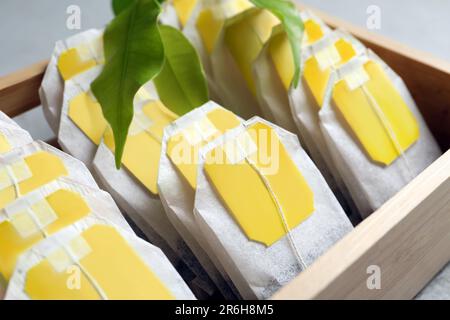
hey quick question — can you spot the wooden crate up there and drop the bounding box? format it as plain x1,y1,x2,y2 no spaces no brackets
0,6,449,300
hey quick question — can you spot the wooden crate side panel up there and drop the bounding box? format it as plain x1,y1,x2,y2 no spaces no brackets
273,150,450,300
0,60,47,117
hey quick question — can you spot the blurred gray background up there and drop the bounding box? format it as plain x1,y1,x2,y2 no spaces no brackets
1,0,449,140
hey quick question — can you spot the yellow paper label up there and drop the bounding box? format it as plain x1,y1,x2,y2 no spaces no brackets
167,108,241,190
24,225,174,300
304,19,324,45
0,189,90,281
68,92,108,145
304,39,358,107
204,122,314,246
104,101,177,194
225,9,279,95
332,60,420,165
269,19,327,90
0,152,68,209
173,0,198,27
0,134,11,154
58,47,97,81
196,0,254,54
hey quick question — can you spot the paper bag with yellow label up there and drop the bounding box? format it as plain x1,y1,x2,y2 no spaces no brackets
0,121,32,155
0,140,97,212
40,29,104,133
319,51,441,218
194,117,353,299
58,66,157,169
193,0,279,118
252,11,331,133
92,94,221,298
0,177,132,292
159,101,243,299
182,0,224,102
5,217,196,300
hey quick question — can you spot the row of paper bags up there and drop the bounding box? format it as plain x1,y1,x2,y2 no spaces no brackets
0,113,196,299
35,0,445,299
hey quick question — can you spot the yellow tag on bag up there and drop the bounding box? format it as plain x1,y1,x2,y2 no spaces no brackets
224,9,279,95
204,122,314,246
269,18,328,90
58,47,98,81
0,189,91,281
304,39,357,107
173,0,198,27
24,224,174,300
332,60,420,165
0,152,68,209
196,0,254,54
68,92,109,145
166,108,241,190
103,101,178,194
0,134,11,154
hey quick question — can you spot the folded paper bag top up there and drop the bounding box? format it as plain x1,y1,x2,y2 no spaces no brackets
0,141,97,210
166,101,242,189
268,10,332,92
194,117,353,299
91,95,222,297
196,0,278,118
0,177,132,284
5,217,196,300
0,122,33,155
159,101,243,299
319,51,441,217
39,29,103,133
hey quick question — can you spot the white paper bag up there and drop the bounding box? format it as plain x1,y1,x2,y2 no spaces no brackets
5,217,196,300
0,140,98,196
319,51,442,218
194,117,353,299
58,66,103,168
92,98,221,297
0,177,132,291
0,121,33,153
159,101,243,299
39,29,103,134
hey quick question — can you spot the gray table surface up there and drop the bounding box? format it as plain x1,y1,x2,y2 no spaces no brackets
1,0,449,139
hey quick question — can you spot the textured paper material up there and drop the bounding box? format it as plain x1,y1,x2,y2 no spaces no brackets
254,29,363,221
5,217,196,300
0,122,33,154
319,51,442,218
0,177,132,285
159,101,243,299
0,141,97,198
39,29,103,134
58,66,104,168
194,117,353,299
206,4,277,119
183,0,227,103
92,98,221,297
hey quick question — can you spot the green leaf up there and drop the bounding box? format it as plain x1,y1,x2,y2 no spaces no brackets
92,0,164,168
112,0,166,15
154,25,209,116
112,0,135,15
250,0,304,88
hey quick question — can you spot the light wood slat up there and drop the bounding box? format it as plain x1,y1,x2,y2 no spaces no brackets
273,150,450,300
0,60,47,117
